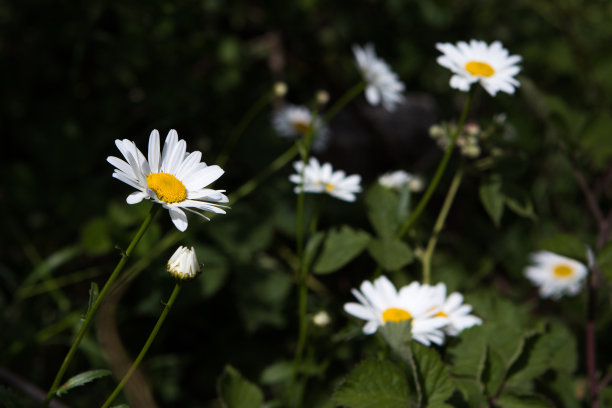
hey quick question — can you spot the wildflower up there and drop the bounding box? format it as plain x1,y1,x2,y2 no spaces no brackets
289,157,362,202
272,104,329,152
436,39,521,96
429,122,482,158
343,276,449,346
167,246,201,280
313,311,331,327
353,43,405,111
525,251,587,299
378,170,424,192
426,283,482,336
107,129,229,231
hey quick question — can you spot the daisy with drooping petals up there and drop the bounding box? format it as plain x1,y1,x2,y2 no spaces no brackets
426,283,482,336
272,104,329,152
343,276,450,346
436,40,522,96
289,157,362,202
167,246,201,280
525,251,587,299
353,43,405,111
107,129,229,232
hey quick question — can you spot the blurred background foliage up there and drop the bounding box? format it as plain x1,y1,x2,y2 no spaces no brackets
2,0,612,406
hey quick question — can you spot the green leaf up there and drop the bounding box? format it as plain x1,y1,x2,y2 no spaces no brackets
503,189,536,220
379,320,413,363
313,226,371,274
479,176,504,226
333,360,413,408
194,245,229,298
259,360,292,385
580,113,612,170
55,369,111,396
598,243,612,282
366,183,402,239
218,365,264,408
367,238,414,271
483,346,506,397
80,217,113,255
411,343,455,406
538,233,586,262
496,392,553,407
304,231,325,270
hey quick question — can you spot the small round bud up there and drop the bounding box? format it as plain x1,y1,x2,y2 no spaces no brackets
315,90,330,106
273,82,288,97
167,246,201,281
313,311,331,327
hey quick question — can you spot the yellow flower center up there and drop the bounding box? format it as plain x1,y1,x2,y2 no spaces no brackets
382,307,412,323
292,120,311,134
325,183,335,192
465,61,495,77
146,172,187,204
553,264,574,278
435,310,448,318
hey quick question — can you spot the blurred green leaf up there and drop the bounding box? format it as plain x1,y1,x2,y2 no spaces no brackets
483,347,506,397
260,360,292,385
379,320,413,363
367,238,414,271
479,176,504,227
80,217,113,254
333,360,412,408
313,226,371,274
194,245,229,298
539,233,586,262
218,365,264,408
304,231,325,270
412,343,455,406
496,392,553,407
580,114,612,170
56,369,111,396
366,183,402,239
598,243,612,282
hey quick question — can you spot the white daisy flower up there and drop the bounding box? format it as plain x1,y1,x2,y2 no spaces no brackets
353,43,405,111
107,129,229,232
343,276,450,346
167,246,201,280
426,283,482,336
272,104,329,152
378,170,424,192
525,251,588,299
436,39,522,96
289,157,362,202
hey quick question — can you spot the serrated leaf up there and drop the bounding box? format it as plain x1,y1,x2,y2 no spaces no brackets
483,346,506,397
366,183,402,239
453,378,487,407
333,360,412,408
313,226,371,274
411,342,455,406
218,365,264,408
538,234,586,262
367,238,414,271
479,176,504,226
55,369,111,396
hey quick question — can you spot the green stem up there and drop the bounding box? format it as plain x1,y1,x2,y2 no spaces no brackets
421,165,464,284
100,283,182,408
43,205,160,406
397,89,474,239
322,81,366,125
216,90,274,168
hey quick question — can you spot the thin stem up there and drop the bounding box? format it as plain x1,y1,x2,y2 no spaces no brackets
397,90,474,239
216,90,274,168
43,205,160,406
100,283,182,408
322,81,366,125
421,165,464,284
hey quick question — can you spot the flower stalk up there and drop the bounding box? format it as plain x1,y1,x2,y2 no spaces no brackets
43,204,160,406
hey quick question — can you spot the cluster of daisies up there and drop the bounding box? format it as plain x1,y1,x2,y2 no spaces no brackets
344,276,482,346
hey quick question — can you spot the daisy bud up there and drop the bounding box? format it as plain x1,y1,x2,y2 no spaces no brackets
315,90,330,106
167,246,201,281
274,81,288,97
313,311,331,327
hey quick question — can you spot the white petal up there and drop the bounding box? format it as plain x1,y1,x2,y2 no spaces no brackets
168,207,188,231
148,130,161,173
126,191,147,204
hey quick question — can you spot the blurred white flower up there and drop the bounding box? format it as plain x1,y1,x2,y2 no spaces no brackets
378,170,424,192
313,311,331,327
436,39,521,96
425,283,482,336
525,251,587,299
167,246,201,280
353,43,405,111
289,157,362,202
272,104,329,152
107,129,229,231
343,276,449,346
